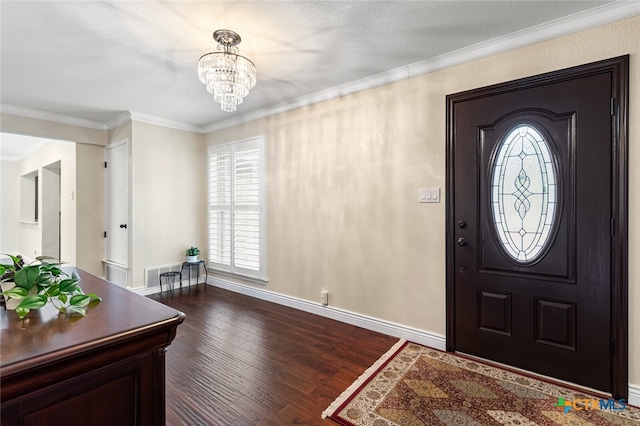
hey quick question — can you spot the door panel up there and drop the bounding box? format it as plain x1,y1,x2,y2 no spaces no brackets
106,141,129,267
479,111,575,281
446,59,628,395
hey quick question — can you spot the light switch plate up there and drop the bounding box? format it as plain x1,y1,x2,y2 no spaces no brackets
419,187,440,203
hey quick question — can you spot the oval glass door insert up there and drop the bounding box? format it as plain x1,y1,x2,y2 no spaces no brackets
491,124,558,263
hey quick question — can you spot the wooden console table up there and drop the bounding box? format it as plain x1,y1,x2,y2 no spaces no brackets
0,268,185,426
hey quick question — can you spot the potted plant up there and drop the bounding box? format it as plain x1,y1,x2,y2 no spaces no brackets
185,247,200,263
0,254,101,319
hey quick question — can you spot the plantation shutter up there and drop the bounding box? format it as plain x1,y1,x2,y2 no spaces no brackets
208,136,266,280
208,149,232,267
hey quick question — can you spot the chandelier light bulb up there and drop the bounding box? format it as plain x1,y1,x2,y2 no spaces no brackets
198,29,256,112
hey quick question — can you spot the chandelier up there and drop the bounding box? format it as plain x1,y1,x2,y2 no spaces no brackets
198,29,256,112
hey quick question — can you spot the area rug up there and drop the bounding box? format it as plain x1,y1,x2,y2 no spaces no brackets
322,340,640,425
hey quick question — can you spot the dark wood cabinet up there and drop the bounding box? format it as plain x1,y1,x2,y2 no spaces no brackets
0,269,184,425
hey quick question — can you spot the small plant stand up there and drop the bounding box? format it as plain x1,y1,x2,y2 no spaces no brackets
159,271,182,293
180,260,207,292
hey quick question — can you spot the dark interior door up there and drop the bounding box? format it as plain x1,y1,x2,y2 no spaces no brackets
446,58,628,395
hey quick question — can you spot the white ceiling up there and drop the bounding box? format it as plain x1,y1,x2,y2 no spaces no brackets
0,133,52,161
0,1,634,133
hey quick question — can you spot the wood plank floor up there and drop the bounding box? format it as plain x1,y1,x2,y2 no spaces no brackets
148,285,398,425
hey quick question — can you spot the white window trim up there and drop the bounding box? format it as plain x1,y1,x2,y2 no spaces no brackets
207,135,267,281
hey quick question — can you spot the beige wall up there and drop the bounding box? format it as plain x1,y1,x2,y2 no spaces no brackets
17,141,76,263
129,120,205,288
108,120,132,147
75,143,106,276
0,14,636,389
0,140,105,276
0,160,20,253
206,16,639,385
8,117,210,290
1,111,108,274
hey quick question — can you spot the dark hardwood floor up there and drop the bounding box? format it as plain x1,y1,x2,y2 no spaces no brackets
148,285,398,425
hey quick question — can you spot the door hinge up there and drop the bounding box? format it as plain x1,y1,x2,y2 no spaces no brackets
610,97,615,116
104,231,107,238
104,161,108,168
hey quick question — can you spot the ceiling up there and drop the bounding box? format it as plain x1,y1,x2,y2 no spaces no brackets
0,133,53,161
0,1,632,133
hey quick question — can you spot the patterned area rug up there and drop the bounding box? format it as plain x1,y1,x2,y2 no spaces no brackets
323,340,640,425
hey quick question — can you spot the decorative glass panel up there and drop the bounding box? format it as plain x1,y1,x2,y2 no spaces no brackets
491,125,557,263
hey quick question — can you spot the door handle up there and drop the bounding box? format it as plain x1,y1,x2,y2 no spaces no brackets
120,224,127,229
457,237,468,247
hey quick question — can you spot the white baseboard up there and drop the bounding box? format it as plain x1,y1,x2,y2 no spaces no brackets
144,276,638,404
207,276,446,351
131,286,153,295
130,281,201,296
629,384,640,408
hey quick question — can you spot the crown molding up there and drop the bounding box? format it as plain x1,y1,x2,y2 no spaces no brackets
406,0,640,77
0,103,109,130
108,111,207,133
128,111,205,134
0,105,207,134
3,1,638,135
105,111,132,130
204,0,640,133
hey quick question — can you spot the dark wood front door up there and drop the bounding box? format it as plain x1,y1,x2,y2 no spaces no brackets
446,56,629,397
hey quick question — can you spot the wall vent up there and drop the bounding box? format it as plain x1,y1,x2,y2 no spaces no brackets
105,263,128,287
144,263,183,289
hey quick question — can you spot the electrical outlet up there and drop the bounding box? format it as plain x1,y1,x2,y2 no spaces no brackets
321,290,328,306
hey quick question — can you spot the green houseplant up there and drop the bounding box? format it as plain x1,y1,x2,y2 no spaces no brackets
185,247,200,263
0,254,101,319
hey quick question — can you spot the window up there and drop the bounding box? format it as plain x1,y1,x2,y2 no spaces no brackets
490,124,558,263
208,136,267,280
